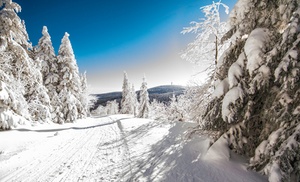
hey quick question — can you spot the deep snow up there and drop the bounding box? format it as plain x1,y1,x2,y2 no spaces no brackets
0,115,267,182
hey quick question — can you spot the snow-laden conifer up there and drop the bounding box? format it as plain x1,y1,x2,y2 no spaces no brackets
131,85,138,116
149,99,167,121
121,72,134,114
36,26,61,123
79,72,89,117
0,0,54,127
200,0,300,181
26,58,52,123
57,32,84,122
106,100,119,115
138,75,149,118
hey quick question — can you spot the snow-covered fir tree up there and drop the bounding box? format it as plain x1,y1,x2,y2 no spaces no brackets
131,85,139,116
57,32,85,122
26,58,52,123
80,72,89,117
0,0,31,121
35,26,61,123
167,94,189,122
0,0,88,128
105,100,119,115
121,72,134,114
149,99,168,121
199,0,300,181
138,75,149,118
36,26,57,83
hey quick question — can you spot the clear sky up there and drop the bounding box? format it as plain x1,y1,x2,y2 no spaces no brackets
16,0,237,93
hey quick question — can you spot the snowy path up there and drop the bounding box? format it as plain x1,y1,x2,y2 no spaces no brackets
0,115,267,182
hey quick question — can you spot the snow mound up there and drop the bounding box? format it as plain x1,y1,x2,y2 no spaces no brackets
204,135,230,160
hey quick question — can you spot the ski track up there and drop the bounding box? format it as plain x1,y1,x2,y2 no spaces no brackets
0,117,267,182
0,118,132,182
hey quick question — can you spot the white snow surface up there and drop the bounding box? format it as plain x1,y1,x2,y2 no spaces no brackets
0,115,266,182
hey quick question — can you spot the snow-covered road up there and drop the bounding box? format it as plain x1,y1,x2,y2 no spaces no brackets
0,115,267,182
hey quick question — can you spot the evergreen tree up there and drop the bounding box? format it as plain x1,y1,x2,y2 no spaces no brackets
138,75,149,118
200,0,300,181
36,26,61,123
131,85,138,116
0,0,30,120
149,99,167,121
26,58,51,123
167,94,188,122
36,26,57,81
79,72,89,117
57,32,83,122
121,72,134,114
106,100,119,115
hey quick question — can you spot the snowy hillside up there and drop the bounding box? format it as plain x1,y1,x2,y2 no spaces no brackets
0,115,266,181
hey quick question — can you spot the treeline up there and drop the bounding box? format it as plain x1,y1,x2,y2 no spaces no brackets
0,0,87,130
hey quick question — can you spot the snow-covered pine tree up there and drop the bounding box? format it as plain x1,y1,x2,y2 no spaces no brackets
58,87,78,123
0,0,52,127
167,94,188,122
106,100,119,115
57,32,83,122
26,58,52,123
80,72,89,117
138,75,149,118
149,99,167,121
36,26,57,83
131,85,138,117
201,0,300,181
35,26,61,123
121,72,134,114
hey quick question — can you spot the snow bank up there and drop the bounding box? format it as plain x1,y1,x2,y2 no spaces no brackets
204,136,230,160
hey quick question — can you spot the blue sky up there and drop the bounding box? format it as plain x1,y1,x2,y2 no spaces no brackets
16,0,237,93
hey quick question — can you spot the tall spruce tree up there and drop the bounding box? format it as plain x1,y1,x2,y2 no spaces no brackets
0,0,53,128
201,0,300,181
121,72,134,114
57,32,83,122
36,26,61,123
138,75,149,118
131,85,138,117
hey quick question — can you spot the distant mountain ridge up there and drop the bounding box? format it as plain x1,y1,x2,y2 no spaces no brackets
91,85,185,110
